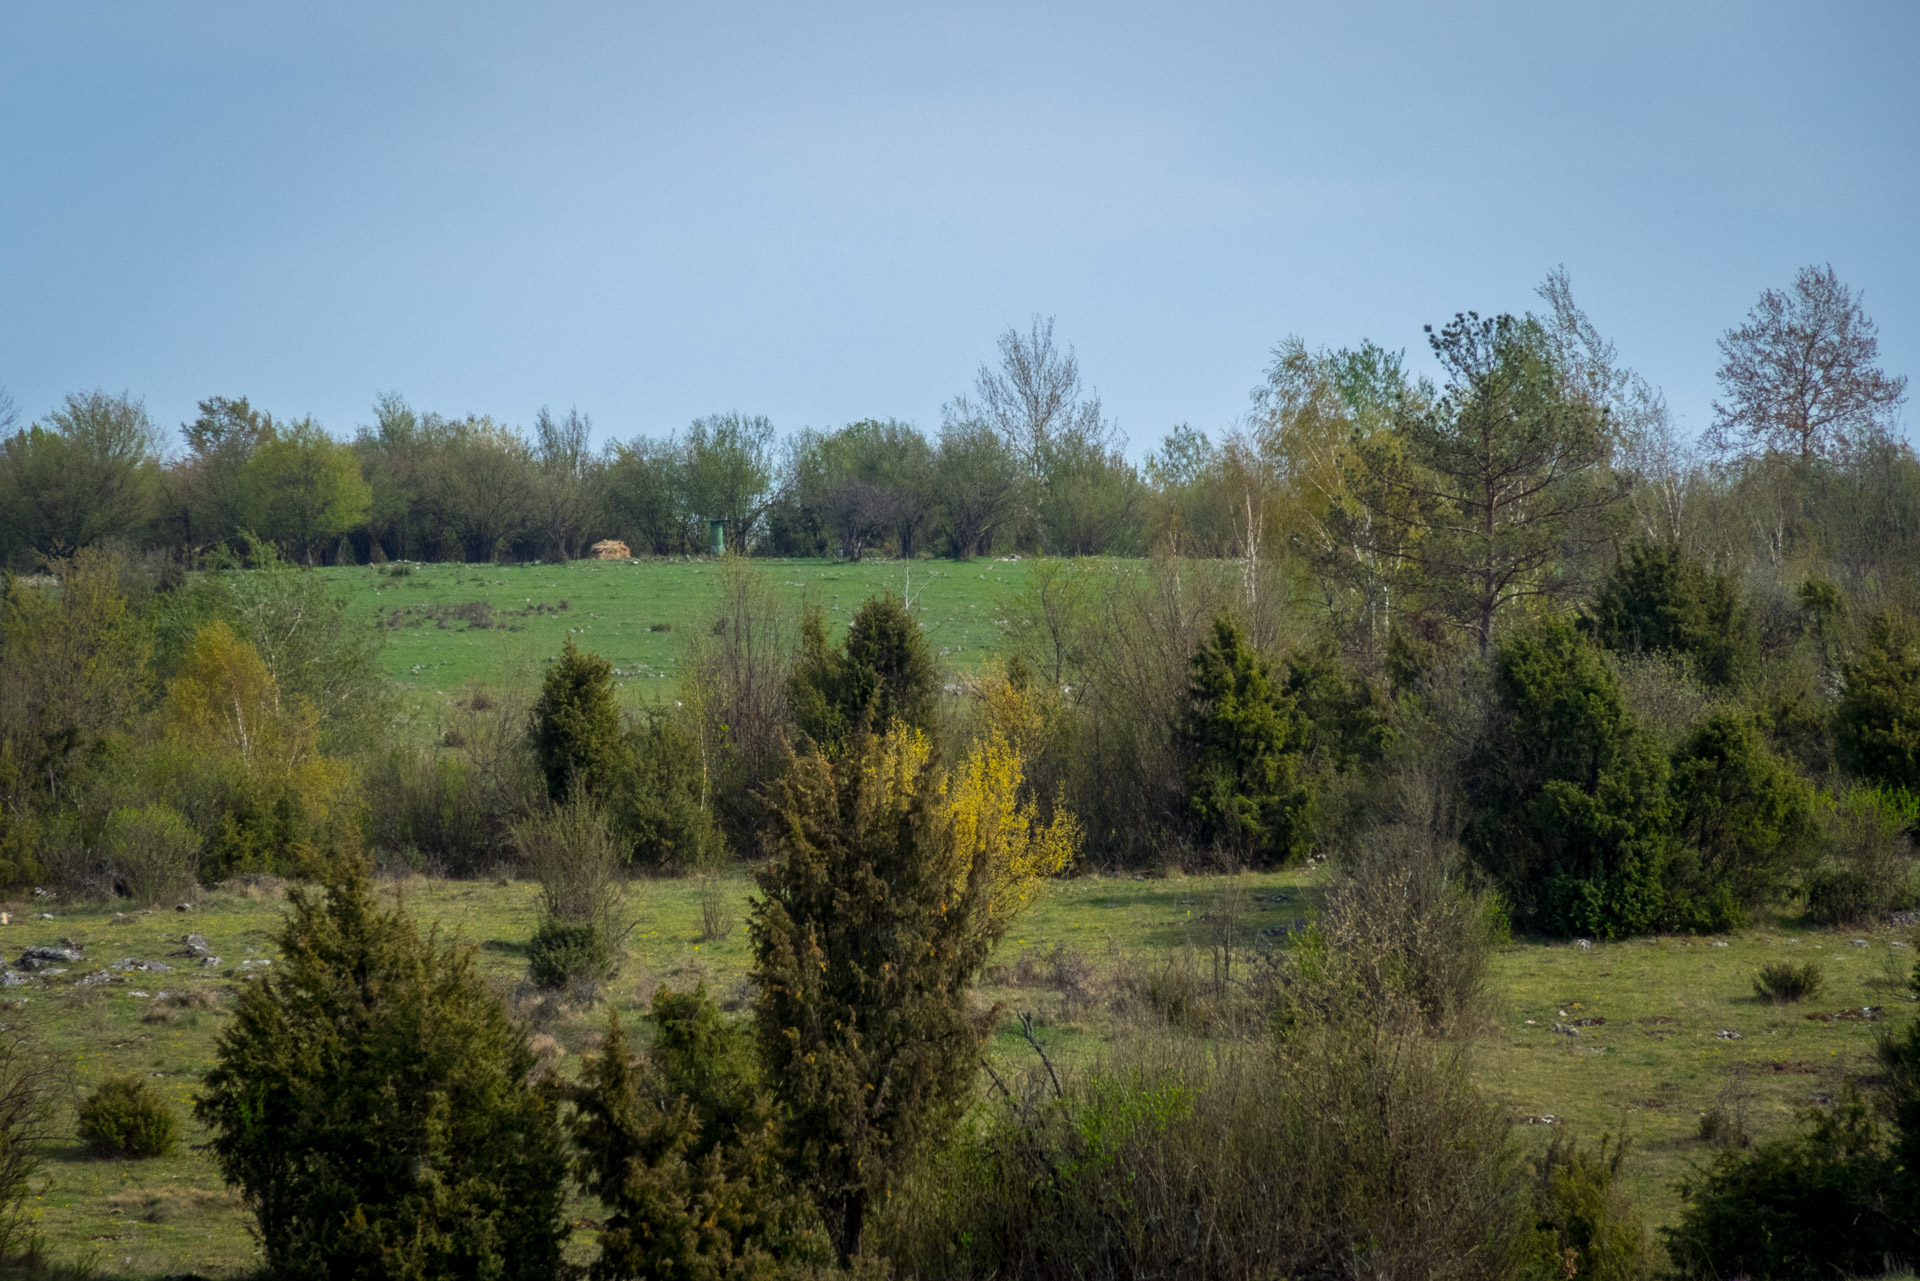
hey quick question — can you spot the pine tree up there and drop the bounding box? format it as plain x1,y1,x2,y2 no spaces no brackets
1589,542,1756,687
196,859,569,1280
751,727,999,1263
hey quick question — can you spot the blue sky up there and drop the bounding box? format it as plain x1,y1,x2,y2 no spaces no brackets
1,2,1913,457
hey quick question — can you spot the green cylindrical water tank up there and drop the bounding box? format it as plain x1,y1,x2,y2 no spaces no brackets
709,518,726,557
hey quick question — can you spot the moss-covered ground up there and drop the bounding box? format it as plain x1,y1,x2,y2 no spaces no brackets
4,869,1912,1278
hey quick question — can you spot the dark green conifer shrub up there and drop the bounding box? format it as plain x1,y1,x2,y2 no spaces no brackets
531,638,631,802
196,859,569,1280
1665,710,1814,930
1836,611,1920,791
526,918,614,990
619,707,724,870
752,727,999,1264
1588,542,1756,687
1466,619,1673,938
560,987,828,1279
788,594,937,753
1181,616,1313,865
76,1075,178,1159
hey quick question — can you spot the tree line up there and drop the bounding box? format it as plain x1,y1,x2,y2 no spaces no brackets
5,264,1900,576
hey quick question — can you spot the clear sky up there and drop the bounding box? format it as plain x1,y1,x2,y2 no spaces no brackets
1,2,1914,458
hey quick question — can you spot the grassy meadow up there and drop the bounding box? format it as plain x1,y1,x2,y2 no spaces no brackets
5,864,1912,1277
317,557,1039,713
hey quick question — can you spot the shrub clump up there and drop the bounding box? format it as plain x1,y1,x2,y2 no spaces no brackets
1752,960,1825,1004
195,859,569,1280
76,1076,178,1158
526,918,613,990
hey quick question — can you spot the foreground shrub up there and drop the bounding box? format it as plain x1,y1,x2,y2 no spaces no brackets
559,987,829,1279
0,1034,60,1262
1664,1092,1908,1280
196,859,569,1280
1752,960,1825,1004
881,1028,1545,1280
75,1076,178,1158
753,726,1002,1264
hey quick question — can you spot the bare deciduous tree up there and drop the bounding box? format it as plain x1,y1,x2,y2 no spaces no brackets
950,315,1115,477
1708,264,1907,465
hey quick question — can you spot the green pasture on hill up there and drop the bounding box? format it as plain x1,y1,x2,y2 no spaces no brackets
4,869,1913,1278
314,556,1044,709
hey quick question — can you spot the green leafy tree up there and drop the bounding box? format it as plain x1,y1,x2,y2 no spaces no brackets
531,639,632,802
685,413,777,553
0,390,162,562
196,860,569,1280
1180,616,1313,864
241,419,372,564
1467,619,1673,937
1351,314,1625,651
1588,542,1756,687
179,395,274,552
560,988,827,1280
620,708,724,870
751,727,1000,1263
1835,611,1920,790
788,594,937,754
1666,710,1814,930
0,550,152,810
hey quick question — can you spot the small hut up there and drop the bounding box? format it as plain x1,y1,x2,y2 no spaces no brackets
591,539,632,560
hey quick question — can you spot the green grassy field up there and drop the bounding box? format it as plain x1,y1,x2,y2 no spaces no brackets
315,557,1040,711
6,869,1911,1278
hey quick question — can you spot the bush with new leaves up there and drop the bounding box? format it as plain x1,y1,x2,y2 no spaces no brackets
76,1076,178,1159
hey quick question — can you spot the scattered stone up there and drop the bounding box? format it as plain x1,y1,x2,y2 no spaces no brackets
1524,1019,1536,1025
1805,1006,1883,1024
77,970,119,987
35,914,52,921
109,959,173,973
0,972,30,988
174,903,193,913
1710,940,1730,948
235,958,271,972
1552,1023,1580,1036
1575,939,1594,950
199,957,223,968
1850,939,1870,948
1570,1016,1606,1027
16,946,82,970
1713,1029,1743,1040
1891,910,1920,927
1784,937,1799,944
1523,1114,1558,1125
1894,940,1911,949
170,934,214,960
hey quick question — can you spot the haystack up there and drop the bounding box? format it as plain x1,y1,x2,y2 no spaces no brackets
591,539,632,560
